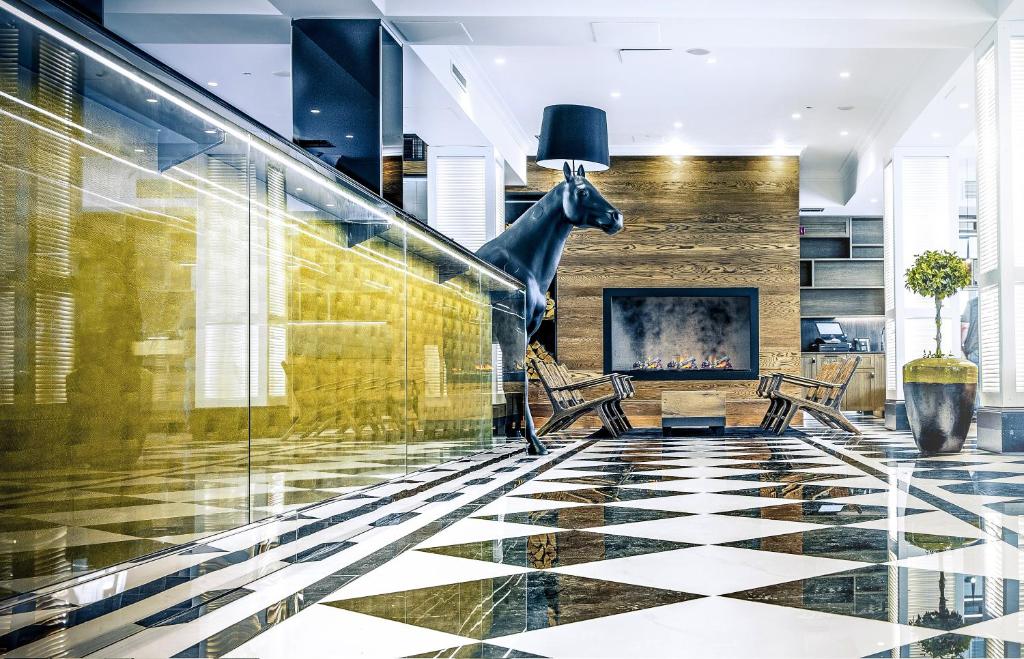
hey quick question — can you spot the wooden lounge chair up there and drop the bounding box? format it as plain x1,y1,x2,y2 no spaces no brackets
553,361,635,432
758,355,861,435
531,358,633,437
757,359,840,430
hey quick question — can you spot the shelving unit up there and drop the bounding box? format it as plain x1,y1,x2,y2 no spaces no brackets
800,216,885,317
799,216,886,417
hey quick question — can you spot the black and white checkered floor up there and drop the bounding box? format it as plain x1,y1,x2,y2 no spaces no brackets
8,418,1024,657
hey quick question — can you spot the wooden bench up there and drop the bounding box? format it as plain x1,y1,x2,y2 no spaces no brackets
531,358,633,437
758,355,861,435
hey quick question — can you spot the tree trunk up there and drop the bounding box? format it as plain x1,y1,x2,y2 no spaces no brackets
934,296,943,358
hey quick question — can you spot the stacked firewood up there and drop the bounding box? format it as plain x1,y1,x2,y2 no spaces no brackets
526,341,555,378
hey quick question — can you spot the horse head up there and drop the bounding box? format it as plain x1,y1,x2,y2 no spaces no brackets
560,162,623,234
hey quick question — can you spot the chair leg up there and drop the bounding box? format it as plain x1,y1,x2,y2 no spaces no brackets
761,398,782,430
768,399,791,434
596,404,622,438
828,410,861,434
604,403,627,435
610,400,630,432
760,399,775,428
775,402,800,435
614,401,633,429
537,415,563,436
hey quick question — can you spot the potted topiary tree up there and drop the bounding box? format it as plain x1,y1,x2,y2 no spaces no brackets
903,250,976,455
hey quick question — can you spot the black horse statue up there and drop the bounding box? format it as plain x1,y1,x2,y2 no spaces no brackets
477,162,623,454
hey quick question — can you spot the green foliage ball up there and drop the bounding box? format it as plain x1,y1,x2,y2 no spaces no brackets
905,250,972,302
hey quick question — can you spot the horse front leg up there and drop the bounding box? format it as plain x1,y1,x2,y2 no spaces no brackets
523,288,549,456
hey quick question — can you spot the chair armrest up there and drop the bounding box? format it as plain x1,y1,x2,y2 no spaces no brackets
569,374,616,387
776,374,839,389
549,379,616,392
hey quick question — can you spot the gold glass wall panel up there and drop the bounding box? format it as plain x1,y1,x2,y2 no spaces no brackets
0,0,525,595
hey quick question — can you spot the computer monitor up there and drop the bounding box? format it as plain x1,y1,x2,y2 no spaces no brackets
815,321,844,339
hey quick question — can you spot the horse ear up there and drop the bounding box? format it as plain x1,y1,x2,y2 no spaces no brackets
562,161,572,182
576,164,586,179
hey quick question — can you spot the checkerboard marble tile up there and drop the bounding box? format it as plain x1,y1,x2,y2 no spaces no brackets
9,420,1024,657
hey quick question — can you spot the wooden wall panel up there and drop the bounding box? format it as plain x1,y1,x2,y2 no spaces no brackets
518,156,801,428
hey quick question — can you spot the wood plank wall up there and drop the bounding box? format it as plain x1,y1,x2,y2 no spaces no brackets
516,155,801,428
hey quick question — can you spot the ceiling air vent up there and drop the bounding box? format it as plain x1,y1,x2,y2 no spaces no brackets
800,207,825,213
450,61,467,93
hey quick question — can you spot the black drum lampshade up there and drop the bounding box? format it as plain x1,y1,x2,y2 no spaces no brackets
535,104,610,172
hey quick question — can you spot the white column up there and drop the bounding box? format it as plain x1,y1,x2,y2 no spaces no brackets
974,21,1024,451
883,148,960,429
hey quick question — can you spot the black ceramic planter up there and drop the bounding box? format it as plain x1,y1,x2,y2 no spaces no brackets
903,358,977,456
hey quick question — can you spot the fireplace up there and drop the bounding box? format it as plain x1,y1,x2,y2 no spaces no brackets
603,288,759,380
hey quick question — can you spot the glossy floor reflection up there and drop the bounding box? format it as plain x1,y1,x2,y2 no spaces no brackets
11,420,1024,657
0,434,484,596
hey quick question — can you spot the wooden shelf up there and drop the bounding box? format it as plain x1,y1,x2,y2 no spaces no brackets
799,215,884,317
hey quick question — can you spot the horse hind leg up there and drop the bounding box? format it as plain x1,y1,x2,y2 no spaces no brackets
493,291,548,456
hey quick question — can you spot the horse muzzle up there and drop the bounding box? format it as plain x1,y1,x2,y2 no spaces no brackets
601,211,624,235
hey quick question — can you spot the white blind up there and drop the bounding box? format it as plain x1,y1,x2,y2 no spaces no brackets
981,284,1001,393
901,158,950,291
491,342,504,404
885,318,897,392
266,165,287,398
435,156,487,250
0,290,11,405
1013,38,1024,267
34,292,74,404
1017,285,1024,392
494,158,505,240
424,344,445,397
977,45,1000,274
203,324,247,402
883,162,895,311
196,155,249,406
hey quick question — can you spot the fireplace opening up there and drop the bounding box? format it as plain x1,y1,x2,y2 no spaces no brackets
603,287,760,380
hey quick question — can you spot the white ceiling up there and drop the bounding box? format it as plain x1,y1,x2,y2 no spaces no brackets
469,46,943,170
105,0,1015,210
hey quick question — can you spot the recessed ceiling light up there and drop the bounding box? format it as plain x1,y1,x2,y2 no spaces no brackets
134,148,145,153
345,133,354,139
204,129,217,134
840,130,849,136
958,102,969,110
494,56,506,65
791,112,802,120
931,131,942,138
207,81,218,87
242,72,252,76
837,105,855,111
686,48,710,56
310,108,321,114
870,197,878,203
296,187,303,192
673,121,683,129
326,203,335,207
610,91,621,98
705,56,717,64
145,97,158,103
839,71,851,78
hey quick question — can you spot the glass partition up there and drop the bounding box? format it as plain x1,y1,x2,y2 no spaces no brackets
0,0,525,595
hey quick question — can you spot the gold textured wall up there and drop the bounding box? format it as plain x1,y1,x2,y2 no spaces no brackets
0,11,523,594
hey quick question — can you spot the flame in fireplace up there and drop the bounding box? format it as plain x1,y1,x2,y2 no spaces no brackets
632,355,733,370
